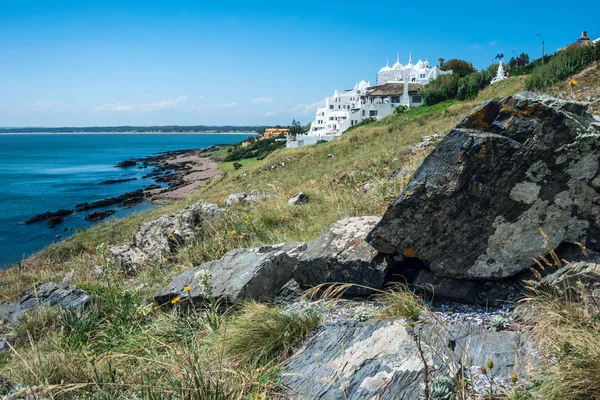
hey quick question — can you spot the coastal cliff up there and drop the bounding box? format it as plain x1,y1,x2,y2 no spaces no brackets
1,68,600,400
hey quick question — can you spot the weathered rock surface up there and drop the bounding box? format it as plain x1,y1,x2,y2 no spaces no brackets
294,217,389,295
367,92,600,280
288,192,308,206
24,209,74,226
109,244,148,272
154,242,305,305
539,261,600,291
223,192,274,206
99,177,137,185
280,319,538,399
11,283,90,323
133,202,221,261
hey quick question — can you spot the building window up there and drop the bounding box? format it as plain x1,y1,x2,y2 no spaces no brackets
412,95,422,103
420,73,425,79
412,77,416,82
362,110,365,116
330,105,334,110
391,96,400,103
369,110,378,116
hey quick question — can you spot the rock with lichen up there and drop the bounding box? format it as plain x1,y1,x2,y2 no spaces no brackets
367,92,600,280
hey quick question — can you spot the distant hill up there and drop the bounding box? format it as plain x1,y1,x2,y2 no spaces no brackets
0,125,267,133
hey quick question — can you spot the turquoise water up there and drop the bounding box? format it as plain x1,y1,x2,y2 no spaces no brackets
0,133,253,267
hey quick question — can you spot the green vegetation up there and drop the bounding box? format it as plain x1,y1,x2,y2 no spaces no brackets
420,64,498,105
6,56,600,398
439,58,476,77
223,138,286,162
525,42,600,90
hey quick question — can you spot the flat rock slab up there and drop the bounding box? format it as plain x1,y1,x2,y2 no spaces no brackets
280,319,539,399
12,283,90,323
154,242,305,305
367,92,600,280
224,192,274,206
294,216,389,295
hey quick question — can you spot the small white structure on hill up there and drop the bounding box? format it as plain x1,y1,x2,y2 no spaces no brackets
491,53,507,85
287,53,451,148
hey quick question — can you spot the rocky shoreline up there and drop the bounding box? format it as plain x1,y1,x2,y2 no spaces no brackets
23,146,223,228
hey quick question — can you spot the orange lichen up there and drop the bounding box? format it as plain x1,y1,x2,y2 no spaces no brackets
403,248,416,258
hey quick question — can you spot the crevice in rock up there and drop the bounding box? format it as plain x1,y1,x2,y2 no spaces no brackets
384,256,428,285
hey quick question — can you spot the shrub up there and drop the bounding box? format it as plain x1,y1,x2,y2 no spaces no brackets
213,302,320,366
233,162,243,170
345,117,377,133
525,42,600,90
420,64,497,106
374,283,423,321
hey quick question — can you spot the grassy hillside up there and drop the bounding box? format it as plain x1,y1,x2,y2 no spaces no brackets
6,69,600,399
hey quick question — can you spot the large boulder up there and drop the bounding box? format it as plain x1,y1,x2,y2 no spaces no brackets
109,244,148,272
280,320,539,399
133,202,220,261
154,242,305,305
367,93,600,280
12,283,90,323
294,216,389,295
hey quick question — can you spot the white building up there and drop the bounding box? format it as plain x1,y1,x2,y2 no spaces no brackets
288,54,451,148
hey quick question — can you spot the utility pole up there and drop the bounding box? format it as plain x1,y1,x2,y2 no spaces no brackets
536,33,545,64
512,50,518,68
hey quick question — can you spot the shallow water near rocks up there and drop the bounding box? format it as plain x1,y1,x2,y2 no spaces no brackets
0,133,253,267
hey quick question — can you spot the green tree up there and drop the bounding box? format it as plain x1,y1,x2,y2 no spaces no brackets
289,119,303,136
440,59,476,77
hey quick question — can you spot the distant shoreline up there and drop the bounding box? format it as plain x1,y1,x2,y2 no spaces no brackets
0,131,258,135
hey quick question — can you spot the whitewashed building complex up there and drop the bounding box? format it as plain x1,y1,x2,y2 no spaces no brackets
287,54,451,148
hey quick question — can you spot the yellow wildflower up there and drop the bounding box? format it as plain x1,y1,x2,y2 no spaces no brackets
163,257,168,263
243,221,248,225
511,373,518,383
247,213,253,219
282,215,290,221
231,230,237,235
119,269,124,274
171,297,181,305
184,286,192,292
568,79,577,87
88,356,96,363
487,359,494,369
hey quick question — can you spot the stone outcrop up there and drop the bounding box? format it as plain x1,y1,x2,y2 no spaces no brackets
154,242,305,305
367,92,600,281
85,210,116,222
11,283,90,323
280,319,539,399
288,192,308,206
133,203,220,261
223,192,273,206
294,217,389,295
108,202,220,271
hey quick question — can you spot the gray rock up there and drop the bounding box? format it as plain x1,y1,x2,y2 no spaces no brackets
288,192,308,206
389,166,410,181
414,269,482,303
154,242,305,306
294,217,389,295
367,92,600,280
0,303,14,322
109,244,147,272
540,261,600,287
223,192,273,206
280,319,539,399
12,283,90,323
133,202,220,261
277,279,303,303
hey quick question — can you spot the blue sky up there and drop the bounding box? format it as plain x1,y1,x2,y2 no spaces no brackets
1,0,598,127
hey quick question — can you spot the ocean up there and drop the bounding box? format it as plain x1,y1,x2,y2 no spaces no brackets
0,133,254,267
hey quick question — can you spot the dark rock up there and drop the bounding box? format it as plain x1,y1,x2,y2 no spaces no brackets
367,92,600,281
75,190,145,211
85,210,116,222
99,177,137,185
280,319,540,399
12,283,90,323
24,209,73,225
414,269,482,303
288,192,308,206
154,242,305,306
294,216,389,295
144,184,162,191
276,279,302,303
116,159,137,168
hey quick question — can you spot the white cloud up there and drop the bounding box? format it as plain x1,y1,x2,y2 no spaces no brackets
489,40,497,46
251,97,274,104
29,101,64,111
472,44,483,49
262,111,278,117
95,96,188,112
292,100,324,114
